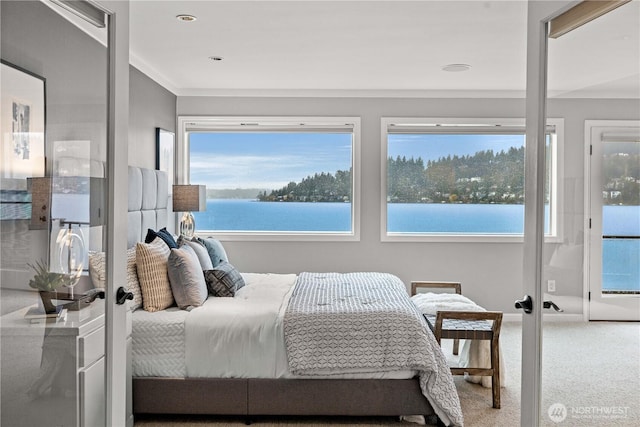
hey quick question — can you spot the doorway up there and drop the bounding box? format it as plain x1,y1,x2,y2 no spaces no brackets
586,121,640,321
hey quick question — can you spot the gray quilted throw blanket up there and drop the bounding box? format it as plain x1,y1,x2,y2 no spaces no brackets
284,272,464,426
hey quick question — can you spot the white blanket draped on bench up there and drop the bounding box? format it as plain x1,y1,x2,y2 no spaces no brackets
411,292,506,389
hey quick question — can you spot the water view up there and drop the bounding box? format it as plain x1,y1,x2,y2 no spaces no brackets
194,201,639,292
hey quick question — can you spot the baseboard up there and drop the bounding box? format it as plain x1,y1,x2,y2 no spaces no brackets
503,313,585,322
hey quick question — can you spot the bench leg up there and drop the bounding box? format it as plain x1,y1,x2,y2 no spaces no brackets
491,342,501,409
453,339,460,355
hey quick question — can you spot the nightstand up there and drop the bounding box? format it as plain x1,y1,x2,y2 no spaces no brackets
1,299,105,427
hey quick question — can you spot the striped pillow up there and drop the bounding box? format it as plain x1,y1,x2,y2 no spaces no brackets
136,238,174,312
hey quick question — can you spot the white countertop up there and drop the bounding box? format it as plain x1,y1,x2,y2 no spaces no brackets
1,299,105,337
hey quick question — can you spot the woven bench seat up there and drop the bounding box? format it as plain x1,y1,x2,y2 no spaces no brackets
423,314,494,340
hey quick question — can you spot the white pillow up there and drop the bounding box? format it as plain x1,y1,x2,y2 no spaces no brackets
89,249,143,311
88,251,106,289
126,247,143,310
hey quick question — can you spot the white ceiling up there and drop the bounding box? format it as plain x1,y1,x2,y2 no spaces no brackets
56,0,640,98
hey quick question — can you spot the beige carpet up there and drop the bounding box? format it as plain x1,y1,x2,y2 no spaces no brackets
134,321,640,427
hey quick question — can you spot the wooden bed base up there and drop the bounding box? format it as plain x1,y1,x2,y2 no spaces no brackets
133,377,435,419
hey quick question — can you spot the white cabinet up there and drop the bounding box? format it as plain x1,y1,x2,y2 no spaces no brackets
1,300,105,427
80,357,105,427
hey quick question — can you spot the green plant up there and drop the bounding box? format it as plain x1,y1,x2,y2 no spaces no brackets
27,260,73,292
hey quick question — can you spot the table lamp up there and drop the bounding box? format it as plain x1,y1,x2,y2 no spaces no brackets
172,184,206,238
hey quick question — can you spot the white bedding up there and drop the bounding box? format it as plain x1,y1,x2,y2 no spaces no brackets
132,273,415,379
185,272,295,378
132,307,189,377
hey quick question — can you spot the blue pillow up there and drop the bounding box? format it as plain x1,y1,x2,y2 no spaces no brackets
145,227,178,249
196,237,228,267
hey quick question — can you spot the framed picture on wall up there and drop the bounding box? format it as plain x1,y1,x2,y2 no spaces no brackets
156,127,174,195
0,60,46,220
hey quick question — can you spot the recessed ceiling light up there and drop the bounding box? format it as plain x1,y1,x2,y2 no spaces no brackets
209,56,223,62
176,14,197,22
442,64,471,72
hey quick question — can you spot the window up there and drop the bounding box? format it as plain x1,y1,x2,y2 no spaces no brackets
178,116,360,241
381,118,563,242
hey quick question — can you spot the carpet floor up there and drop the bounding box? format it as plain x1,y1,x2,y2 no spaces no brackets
134,321,639,427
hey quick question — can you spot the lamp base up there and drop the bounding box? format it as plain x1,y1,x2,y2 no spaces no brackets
179,212,195,239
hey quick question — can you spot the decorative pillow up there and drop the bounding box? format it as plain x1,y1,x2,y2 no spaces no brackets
136,238,174,312
89,248,142,310
204,261,245,297
126,246,143,310
145,227,178,249
88,251,106,289
167,245,208,310
177,236,214,270
196,237,228,267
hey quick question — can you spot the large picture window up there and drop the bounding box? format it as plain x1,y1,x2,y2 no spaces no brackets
179,117,360,241
381,118,563,241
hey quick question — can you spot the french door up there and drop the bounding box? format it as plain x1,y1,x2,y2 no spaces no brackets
525,2,639,426
587,121,640,321
1,1,130,426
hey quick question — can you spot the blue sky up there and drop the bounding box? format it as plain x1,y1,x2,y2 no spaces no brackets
189,132,524,190
190,132,352,190
388,134,524,162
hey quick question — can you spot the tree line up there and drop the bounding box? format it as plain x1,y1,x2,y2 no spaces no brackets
257,170,352,202
256,147,639,205
388,147,526,204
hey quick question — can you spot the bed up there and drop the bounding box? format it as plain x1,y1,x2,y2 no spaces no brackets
124,166,463,427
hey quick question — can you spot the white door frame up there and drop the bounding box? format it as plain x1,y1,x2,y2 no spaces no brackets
585,120,640,321
522,1,577,426
99,1,131,425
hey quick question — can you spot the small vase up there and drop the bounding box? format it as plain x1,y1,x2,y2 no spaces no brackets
39,291,58,314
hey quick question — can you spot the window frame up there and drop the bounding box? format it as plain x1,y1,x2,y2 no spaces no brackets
177,116,361,242
380,117,564,243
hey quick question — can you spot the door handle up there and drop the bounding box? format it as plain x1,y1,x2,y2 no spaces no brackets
543,300,564,312
515,295,533,313
116,287,134,305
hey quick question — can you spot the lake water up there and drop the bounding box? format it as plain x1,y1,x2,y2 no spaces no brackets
194,200,639,291
195,200,534,233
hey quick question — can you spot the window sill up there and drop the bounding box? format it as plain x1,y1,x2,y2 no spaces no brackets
382,233,563,243
195,231,360,242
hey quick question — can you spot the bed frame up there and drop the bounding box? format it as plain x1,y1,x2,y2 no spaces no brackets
127,166,438,422
132,378,434,418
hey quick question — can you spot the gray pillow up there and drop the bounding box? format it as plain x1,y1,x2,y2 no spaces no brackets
196,237,228,267
204,261,245,297
178,236,214,270
167,245,208,309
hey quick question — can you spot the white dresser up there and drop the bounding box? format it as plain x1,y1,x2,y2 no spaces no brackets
1,299,105,427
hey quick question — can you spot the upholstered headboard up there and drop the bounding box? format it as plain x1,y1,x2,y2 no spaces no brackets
127,166,169,248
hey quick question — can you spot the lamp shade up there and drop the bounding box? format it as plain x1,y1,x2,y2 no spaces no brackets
172,185,206,212
27,177,51,229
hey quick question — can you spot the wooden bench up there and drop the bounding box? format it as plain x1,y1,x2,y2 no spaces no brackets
411,281,503,409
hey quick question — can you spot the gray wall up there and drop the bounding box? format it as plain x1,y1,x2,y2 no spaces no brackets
177,95,640,314
129,66,176,168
